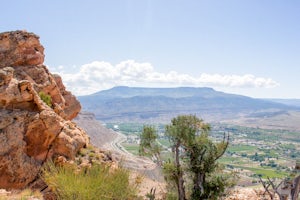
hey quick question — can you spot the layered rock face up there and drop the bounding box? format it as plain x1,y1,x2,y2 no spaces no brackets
0,30,89,189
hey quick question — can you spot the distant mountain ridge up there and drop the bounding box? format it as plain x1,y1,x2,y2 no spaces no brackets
78,86,299,126
265,99,300,107
90,86,229,98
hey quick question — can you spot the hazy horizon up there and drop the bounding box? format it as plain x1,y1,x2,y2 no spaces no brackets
1,1,300,98
79,85,300,101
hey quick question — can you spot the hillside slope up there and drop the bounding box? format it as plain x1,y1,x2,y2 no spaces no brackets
74,112,164,181
74,112,118,147
265,98,300,107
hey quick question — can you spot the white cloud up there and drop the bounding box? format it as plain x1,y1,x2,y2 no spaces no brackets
53,60,279,96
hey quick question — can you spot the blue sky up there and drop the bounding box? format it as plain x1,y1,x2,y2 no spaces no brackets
1,1,300,98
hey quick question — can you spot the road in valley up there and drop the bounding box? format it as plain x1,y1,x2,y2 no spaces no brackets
103,131,157,171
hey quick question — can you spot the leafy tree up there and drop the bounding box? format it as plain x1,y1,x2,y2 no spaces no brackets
165,115,230,200
165,115,208,200
139,115,232,200
139,125,162,166
188,133,229,199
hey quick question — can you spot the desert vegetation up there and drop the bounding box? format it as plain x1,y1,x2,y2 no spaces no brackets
114,122,299,181
103,115,300,199
0,189,43,200
139,115,236,200
42,161,139,200
38,91,52,107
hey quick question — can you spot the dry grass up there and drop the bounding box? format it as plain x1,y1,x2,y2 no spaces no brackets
42,161,139,200
0,188,43,200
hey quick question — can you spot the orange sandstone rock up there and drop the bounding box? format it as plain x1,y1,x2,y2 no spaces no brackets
0,30,89,189
0,30,44,67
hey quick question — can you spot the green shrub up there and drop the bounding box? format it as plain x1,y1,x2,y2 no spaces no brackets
38,91,52,107
42,162,138,200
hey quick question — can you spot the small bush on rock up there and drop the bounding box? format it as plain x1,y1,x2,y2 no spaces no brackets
38,91,52,107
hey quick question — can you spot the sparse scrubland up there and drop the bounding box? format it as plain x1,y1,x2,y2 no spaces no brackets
1,30,299,200
42,162,139,200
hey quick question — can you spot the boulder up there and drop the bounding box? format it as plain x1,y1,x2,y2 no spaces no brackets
0,30,44,67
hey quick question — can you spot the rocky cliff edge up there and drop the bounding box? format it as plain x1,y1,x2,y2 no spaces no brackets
0,30,89,189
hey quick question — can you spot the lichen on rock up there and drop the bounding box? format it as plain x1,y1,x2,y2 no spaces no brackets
0,30,89,189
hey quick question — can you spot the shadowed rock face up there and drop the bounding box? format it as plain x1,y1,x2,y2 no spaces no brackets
0,30,89,189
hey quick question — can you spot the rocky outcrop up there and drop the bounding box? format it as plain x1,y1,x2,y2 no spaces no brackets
225,187,261,200
0,30,89,189
0,31,44,67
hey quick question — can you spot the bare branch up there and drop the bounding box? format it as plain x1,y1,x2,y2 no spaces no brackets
214,132,229,161
260,177,275,200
